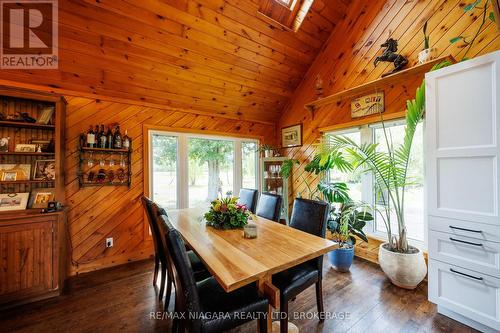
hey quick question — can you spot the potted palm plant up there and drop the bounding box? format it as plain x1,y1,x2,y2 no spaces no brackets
316,61,451,288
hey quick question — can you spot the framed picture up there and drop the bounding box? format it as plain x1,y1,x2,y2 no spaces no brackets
0,193,29,211
31,139,52,153
281,124,302,148
28,188,55,209
351,92,384,118
15,144,36,152
33,159,56,180
37,106,55,124
0,164,31,180
1,171,17,181
0,137,9,152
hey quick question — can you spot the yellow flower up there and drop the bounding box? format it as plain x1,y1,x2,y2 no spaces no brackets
230,197,238,204
213,203,221,212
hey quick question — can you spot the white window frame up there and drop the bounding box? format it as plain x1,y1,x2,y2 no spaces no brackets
147,129,259,209
325,120,425,250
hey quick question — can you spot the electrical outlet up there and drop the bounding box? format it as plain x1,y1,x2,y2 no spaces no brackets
106,237,113,248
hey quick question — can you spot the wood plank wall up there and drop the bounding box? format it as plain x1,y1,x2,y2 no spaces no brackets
61,94,274,275
277,0,500,263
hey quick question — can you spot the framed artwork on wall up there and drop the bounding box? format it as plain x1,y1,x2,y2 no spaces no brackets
281,124,302,148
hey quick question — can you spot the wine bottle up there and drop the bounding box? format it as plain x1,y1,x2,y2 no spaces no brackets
86,125,95,148
123,129,130,150
114,125,122,149
106,126,114,149
98,124,107,148
95,125,101,147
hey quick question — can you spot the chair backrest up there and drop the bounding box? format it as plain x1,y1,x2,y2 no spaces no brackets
255,192,282,222
141,196,162,256
163,217,203,332
237,188,259,213
289,198,330,271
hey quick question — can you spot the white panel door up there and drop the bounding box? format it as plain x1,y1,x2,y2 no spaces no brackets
425,51,500,226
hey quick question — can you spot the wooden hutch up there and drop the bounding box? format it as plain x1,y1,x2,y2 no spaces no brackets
0,86,66,309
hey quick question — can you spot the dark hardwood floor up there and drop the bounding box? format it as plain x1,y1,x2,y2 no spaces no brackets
0,258,477,333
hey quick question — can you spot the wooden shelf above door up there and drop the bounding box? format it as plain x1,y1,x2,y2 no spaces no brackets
305,56,454,117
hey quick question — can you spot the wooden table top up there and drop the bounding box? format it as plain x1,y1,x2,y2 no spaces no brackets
168,207,337,292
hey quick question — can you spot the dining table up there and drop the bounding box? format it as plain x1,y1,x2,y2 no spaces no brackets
168,206,338,333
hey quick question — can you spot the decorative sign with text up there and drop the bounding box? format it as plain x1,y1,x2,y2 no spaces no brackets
351,92,384,118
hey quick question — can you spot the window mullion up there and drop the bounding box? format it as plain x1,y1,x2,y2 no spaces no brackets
234,140,242,196
178,134,189,209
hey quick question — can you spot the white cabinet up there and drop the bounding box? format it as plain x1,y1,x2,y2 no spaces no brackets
426,51,500,332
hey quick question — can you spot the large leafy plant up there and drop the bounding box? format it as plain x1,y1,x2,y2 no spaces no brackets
317,61,451,253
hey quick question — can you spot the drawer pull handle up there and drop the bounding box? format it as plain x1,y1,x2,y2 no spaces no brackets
449,237,483,247
449,226,482,233
450,268,483,281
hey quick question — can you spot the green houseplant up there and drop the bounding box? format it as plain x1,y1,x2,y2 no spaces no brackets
257,144,276,158
418,21,436,64
325,184,373,272
315,61,451,288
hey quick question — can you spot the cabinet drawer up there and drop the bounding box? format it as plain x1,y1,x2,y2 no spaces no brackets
429,260,500,330
429,215,500,243
429,230,500,277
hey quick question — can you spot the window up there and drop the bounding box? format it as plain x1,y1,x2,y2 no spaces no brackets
325,120,425,245
326,129,362,201
149,130,259,209
372,121,424,242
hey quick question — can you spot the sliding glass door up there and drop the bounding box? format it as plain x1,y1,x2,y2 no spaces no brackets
149,131,258,209
151,134,178,210
188,138,234,208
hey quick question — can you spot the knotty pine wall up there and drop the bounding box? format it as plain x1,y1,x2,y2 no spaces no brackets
277,0,500,263
60,93,273,275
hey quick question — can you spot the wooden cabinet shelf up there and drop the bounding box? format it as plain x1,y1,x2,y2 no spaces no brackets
0,152,55,156
0,85,66,310
305,56,454,116
0,179,54,185
0,121,55,130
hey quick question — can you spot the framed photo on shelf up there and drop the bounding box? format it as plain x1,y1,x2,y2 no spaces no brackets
281,124,302,148
0,192,29,211
28,188,55,209
0,164,31,180
37,106,55,124
15,144,36,152
1,171,17,181
0,137,10,152
33,159,56,180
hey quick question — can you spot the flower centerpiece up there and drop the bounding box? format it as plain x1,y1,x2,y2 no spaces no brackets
204,196,250,230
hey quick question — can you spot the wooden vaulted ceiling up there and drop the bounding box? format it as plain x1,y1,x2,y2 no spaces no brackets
1,0,351,124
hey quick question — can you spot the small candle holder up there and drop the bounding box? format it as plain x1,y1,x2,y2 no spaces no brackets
243,223,257,239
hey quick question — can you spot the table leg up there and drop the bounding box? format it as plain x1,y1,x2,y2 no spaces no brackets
257,275,278,333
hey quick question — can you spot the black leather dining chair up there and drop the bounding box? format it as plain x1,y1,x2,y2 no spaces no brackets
237,188,259,213
141,197,209,309
160,215,269,333
272,198,330,333
255,192,282,222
